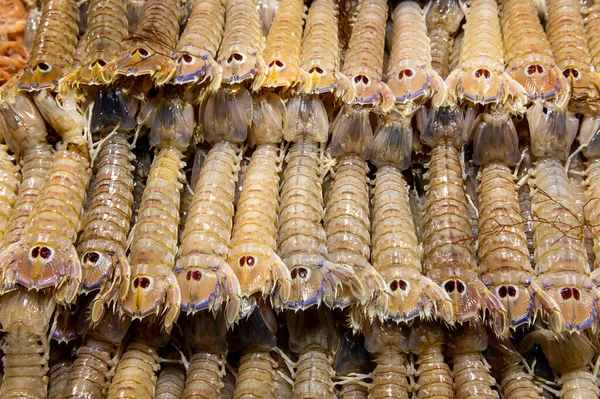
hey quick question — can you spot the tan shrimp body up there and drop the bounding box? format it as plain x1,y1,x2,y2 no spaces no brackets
445,0,526,112
422,136,507,333
228,93,291,311
48,359,72,399
0,140,91,305
106,338,161,399
110,95,194,331
233,349,278,398
387,1,446,113
155,366,186,399
426,0,464,80
299,0,348,94
567,154,594,269
18,0,80,90
183,352,226,398
450,324,497,399
172,0,225,88
530,157,600,331
546,0,600,113
522,330,600,399
0,144,20,245
500,0,569,107
258,0,307,90
584,1,600,72
60,0,129,88
0,288,56,399
77,133,135,318
370,114,453,323
363,321,411,399
409,323,454,399
473,107,562,331
340,0,393,110
104,0,184,86
585,156,600,271
175,88,253,325
279,95,364,311
217,0,266,85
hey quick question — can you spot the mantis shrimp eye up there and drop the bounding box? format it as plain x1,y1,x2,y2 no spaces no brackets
182,54,193,63
246,256,255,266
186,270,202,281
398,280,408,291
390,280,398,291
561,287,572,300
228,53,244,63
572,288,581,301
456,281,465,294
83,252,100,264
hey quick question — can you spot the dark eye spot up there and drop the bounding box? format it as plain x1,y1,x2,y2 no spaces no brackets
239,256,245,267
537,65,544,73
561,287,572,300
139,277,151,289
498,286,508,298
572,288,581,301
84,252,100,264
37,62,50,72
475,68,490,78
133,278,140,288
398,280,407,291
563,68,579,78
31,246,40,258
399,69,412,79
527,65,537,75
309,66,324,74
96,60,106,67
246,256,255,267
362,75,369,84
298,267,307,278
40,247,52,259
275,60,284,68
138,48,149,57
444,280,455,293
186,271,192,280
291,269,298,279
182,53,193,63
507,286,517,297
390,280,398,291
233,53,243,61
456,281,465,294
191,270,202,281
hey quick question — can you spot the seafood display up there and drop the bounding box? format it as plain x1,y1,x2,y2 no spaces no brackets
2,0,600,396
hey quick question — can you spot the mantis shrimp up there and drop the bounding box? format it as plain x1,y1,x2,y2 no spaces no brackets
172,0,225,89
386,0,446,115
228,92,290,313
0,287,56,399
500,0,570,108
18,0,79,90
298,0,349,95
426,0,464,80
217,0,266,86
545,0,600,113
339,0,393,111
104,93,193,331
445,0,527,113
473,105,563,331
104,0,185,87
527,101,600,332
257,0,307,89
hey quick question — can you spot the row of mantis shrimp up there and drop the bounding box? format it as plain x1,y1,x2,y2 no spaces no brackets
0,0,599,396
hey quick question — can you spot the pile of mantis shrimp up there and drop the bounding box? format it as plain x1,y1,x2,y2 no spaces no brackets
0,0,599,396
